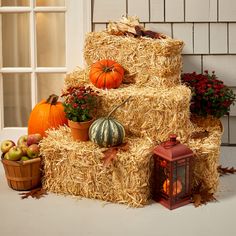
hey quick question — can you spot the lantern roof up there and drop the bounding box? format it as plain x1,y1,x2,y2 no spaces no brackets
153,134,193,161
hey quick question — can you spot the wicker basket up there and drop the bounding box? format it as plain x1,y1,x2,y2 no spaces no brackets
1,156,41,191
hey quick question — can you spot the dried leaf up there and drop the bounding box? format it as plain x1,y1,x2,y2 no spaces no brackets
119,142,130,151
191,130,209,139
218,165,236,176
123,74,136,84
19,187,47,199
135,26,143,36
192,194,202,207
102,148,118,167
191,184,217,207
102,142,130,167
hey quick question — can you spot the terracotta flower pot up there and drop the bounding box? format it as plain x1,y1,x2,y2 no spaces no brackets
68,119,94,141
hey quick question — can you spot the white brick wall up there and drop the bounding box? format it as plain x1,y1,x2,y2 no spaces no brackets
92,0,236,144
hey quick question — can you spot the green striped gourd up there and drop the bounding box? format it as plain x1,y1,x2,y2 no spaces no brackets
89,97,130,147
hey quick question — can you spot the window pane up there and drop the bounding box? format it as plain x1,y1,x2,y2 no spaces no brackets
37,73,65,102
36,13,65,67
3,73,31,127
2,13,30,67
36,0,65,6
1,0,29,6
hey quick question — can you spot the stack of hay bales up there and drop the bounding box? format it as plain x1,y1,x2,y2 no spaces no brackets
40,17,223,207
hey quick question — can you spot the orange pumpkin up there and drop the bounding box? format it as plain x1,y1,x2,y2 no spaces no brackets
89,59,124,89
28,94,67,137
162,178,182,196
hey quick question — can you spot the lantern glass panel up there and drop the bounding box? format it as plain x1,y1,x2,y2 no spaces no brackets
173,161,186,199
158,158,171,198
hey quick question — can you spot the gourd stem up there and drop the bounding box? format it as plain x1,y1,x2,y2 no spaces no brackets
46,94,59,105
107,96,131,118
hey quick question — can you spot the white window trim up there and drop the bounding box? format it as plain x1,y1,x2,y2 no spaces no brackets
0,0,92,136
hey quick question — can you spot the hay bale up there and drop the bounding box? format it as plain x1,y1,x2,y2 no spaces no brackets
84,31,183,88
40,126,154,207
188,116,223,193
65,74,193,142
97,84,194,143
64,68,194,143
40,122,222,207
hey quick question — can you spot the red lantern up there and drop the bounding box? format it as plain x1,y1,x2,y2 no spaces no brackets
153,134,194,210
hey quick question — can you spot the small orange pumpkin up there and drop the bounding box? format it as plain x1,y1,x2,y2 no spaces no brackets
28,94,67,137
89,59,124,89
162,178,182,196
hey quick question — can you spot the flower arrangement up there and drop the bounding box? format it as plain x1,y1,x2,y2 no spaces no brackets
181,71,236,118
61,85,99,122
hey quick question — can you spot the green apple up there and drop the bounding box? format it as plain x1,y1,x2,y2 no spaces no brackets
27,144,40,159
27,133,42,146
4,152,10,160
1,140,15,154
17,135,28,146
8,146,23,161
19,144,28,156
21,156,29,161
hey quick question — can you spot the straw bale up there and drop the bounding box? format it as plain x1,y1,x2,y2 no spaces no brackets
84,31,183,87
187,116,223,193
64,68,193,143
65,66,181,90
40,126,154,207
96,84,194,143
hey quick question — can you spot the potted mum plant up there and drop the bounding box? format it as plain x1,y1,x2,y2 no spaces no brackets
181,71,236,118
61,85,99,141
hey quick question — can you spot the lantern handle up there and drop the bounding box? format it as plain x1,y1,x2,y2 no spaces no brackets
162,134,180,148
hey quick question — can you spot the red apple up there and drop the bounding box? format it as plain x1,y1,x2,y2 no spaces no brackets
17,135,28,146
27,134,42,146
27,144,40,159
1,140,15,154
8,146,23,161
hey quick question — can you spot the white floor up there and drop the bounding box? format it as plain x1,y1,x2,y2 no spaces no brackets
0,138,236,236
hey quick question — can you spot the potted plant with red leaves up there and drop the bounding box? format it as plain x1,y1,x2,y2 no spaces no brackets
61,85,99,141
181,71,236,118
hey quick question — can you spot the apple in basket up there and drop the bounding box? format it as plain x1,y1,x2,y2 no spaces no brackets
27,133,42,146
8,146,23,161
27,144,40,159
21,156,30,161
3,152,10,160
1,140,15,154
17,135,28,146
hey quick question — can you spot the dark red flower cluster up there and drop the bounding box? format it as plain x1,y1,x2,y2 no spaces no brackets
181,71,236,118
61,85,99,122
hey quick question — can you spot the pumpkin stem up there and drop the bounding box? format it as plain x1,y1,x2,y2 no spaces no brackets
107,96,131,118
103,66,112,73
46,94,59,105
